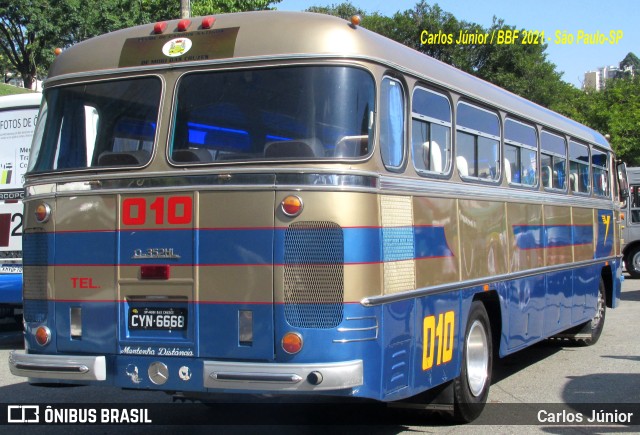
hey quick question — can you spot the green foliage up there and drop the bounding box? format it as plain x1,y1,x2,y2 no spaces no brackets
307,2,640,164
0,0,281,89
192,0,281,16
0,82,34,96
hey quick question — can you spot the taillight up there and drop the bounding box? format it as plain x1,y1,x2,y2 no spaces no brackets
281,196,303,217
34,203,51,223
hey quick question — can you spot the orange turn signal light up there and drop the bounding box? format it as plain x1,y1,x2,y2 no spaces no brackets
35,203,51,223
281,195,303,217
35,326,51,346
282,332,303,354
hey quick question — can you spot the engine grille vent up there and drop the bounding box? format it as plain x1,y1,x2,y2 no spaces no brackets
284,221,344,329
22,233,49,323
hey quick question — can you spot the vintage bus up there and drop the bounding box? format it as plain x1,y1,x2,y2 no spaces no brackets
9,12,624,422
621,167,640,277
0,92,41,322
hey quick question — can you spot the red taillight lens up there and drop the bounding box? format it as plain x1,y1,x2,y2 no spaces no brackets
141,265,170,280
35,326,51,346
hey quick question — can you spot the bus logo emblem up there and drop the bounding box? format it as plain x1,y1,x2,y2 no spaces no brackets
162,38,192,57
133,248,181,259
601,214,611,245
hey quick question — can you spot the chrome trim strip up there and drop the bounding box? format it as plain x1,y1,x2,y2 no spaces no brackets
379,175,615,208
203,360,363,392
9,351,106,381
361,257,621,306
25,172,380,198
333,316,379,343
213,373,303,383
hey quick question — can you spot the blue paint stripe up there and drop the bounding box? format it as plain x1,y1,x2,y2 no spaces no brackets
513,225,593,250
24,225,454,266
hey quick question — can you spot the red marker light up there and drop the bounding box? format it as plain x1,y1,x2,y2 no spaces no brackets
154,21,167,34
178,19,191,32
35,326,51,346
141,265,170,280
202,16,215,29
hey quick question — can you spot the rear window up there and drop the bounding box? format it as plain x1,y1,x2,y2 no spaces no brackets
170,66,375,164
28,77,161,172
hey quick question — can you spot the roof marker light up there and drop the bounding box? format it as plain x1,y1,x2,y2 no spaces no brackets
178,19,191,32
350,15,362,27
154,21,168,34
202,16,216,29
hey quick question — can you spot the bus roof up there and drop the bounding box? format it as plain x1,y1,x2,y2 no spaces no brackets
48,11,610,150
0,92,41,110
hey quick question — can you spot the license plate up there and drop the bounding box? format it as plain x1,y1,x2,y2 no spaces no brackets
128,307,187,330
0,265,22,274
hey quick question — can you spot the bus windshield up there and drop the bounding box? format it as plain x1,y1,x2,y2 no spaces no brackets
28,77,162,173
170,66,374,163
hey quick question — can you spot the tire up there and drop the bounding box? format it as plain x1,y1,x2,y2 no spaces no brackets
578,277,606,346
625,245,640,278
452,301,492,423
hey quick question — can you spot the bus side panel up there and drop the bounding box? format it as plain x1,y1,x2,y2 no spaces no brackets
544,270,572,336
572,265,598,324
411,290,461,397
413,196,458,287
458,199,508,281
503,275,545,353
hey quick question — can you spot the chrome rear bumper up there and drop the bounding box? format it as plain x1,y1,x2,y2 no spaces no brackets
204,360,363,391
9,351,106,381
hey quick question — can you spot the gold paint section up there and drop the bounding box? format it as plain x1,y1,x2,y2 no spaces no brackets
459,199,508,281
507,203,543,272
572,207,594,262
413,197,459,287
381,195,415,295
544,206,572,266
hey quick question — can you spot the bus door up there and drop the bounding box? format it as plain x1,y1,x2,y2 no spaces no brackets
118,186,276,361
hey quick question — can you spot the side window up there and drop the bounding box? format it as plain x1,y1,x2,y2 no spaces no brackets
631,185,640,223
569,140,590,194
411,87,451,175
380,77,405,169
504,118,537,187
540,131,567,190
592,149,610,197
456,102,500,181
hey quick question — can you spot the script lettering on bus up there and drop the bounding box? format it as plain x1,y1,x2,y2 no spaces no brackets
422,310,455,371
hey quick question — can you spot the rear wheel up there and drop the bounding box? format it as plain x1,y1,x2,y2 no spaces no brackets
452,301,492,423
625,245,640,278
578,278,606,346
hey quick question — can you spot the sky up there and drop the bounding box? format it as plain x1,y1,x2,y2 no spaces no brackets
276,0,639,88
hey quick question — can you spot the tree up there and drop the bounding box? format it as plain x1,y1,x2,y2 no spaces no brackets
0,0,281,89
619,52,639,79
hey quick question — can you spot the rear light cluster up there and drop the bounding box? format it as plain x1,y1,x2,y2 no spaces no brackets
154,16,216,34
